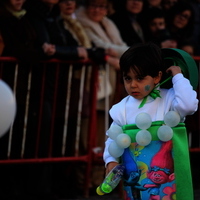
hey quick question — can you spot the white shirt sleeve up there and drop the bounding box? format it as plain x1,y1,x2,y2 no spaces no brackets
103,121,120,166
170,73,198,119
103,137,119,166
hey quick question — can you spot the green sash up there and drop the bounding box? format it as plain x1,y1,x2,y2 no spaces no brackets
122,121,193,200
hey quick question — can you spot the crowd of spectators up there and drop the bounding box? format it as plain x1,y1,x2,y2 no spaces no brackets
0,0,199,199
0,0,199,60
109,0,199,56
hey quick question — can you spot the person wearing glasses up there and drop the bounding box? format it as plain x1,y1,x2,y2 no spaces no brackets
75,0,129,123
165,1,195,51
75,0,129,191
76,0,129,62
75,0,129,103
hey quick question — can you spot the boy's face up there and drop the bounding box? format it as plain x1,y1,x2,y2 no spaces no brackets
123,68,162,100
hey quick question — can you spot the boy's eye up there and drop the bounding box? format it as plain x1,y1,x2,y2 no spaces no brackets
124,76,131,81
136,76,144,81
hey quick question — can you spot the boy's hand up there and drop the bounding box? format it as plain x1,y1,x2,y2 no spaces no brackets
166,66,182,76
106,162,119,175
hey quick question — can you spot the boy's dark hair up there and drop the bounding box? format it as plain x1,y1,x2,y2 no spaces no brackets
120,42,163,78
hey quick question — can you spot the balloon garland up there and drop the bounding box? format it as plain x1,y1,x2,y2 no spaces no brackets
108,111,181,158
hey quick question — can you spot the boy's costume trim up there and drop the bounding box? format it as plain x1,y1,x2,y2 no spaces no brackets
122,121,193,200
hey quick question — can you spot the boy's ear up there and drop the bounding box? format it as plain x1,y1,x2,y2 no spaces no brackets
154,71,162,85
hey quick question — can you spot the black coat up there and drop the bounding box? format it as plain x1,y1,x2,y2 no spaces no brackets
24,0,80,60
0,6,40,62
109,11,144,46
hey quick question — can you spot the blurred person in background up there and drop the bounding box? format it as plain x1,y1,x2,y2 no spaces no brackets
0,0,42,159
146,0,162,8
107,0,115,16
54,0,120,196
161,0,179,12
76,0,128,63
0,0,49,199
142,0,162,10
189,0,200,55
25,0,104,61
109,0,145,46
25,0,120,197
75,0,129,103
165,1,195,50
24,0,111,198
56,0,120,67
76,0,128,144
180,42,194,56
142,7,177,48
0,0,41,61
75,0,129,190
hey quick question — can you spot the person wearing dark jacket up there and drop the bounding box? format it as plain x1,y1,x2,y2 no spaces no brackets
24,0,108,63
109,0,145,46
0,0,41,62
0,0,42,160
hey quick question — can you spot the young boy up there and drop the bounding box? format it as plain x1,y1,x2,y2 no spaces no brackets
103,42,198,199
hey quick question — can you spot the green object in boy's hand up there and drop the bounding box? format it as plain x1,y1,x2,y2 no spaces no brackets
96,164,125,195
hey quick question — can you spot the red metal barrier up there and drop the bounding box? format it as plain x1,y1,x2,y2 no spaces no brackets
0,57,98,198
0,56,199,198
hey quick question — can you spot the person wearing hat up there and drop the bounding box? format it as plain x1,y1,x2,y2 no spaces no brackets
102,42,198,200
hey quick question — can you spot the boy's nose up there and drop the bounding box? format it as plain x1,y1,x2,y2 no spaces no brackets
130,80,137,88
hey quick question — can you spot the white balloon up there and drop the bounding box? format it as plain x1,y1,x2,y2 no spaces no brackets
136,130,152,146
116,134,131,148
157,125,173,142
0,80,16,137
108,141,124,158
164,111,180,127
135,112,152,129
107,124,123,140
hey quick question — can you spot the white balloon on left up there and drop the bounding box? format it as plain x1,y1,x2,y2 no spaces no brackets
0,80,16,137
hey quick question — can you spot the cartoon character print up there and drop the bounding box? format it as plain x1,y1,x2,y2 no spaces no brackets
122,147,147,200
143,140,175,200
131,143,149,180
